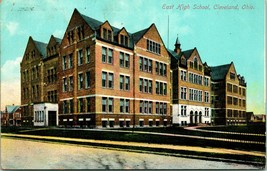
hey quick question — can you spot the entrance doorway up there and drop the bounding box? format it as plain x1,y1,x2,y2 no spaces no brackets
48,111,57,126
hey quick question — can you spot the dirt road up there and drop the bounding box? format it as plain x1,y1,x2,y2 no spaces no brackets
1,137,261,169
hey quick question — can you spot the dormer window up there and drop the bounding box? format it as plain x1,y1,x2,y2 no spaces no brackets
120,34,129,47
194,57,198,69
181,57,186,65
107,30,112,41
103,28,107,39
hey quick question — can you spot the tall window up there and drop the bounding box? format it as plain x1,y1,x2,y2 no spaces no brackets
68,53,73,68
204,92,209,103
140,57,152,73
108,98,113,112
180,70,187,81
204,77,209,86
63,101,68,114
102,47,107,63
120,75,124,90
140,78,152,93
78,49,83,66
102,97,107,112
69,76,73,91
85,71,90,88
120,99,130,113
78,73,83,90
181,105,187,116
102,72,107,87
120,52,130,68
86,47,90,63
63,78,67,92
148,59,152,73
148,80,152,94
62,56,67,70
108,49,113,64
108,73,114,88
78,98,84,113
227,83,232,92
86,97,91,112
119,75,130,91
180,87,187,100
125,76,130,91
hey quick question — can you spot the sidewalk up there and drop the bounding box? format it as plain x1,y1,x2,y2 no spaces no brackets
2,133,265,157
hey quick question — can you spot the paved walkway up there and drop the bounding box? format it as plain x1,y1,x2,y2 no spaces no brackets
1,133,265,157
184,126,265,136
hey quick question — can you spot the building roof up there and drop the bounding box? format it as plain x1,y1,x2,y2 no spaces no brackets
132,27,149,44
33,40,47,58
182,49,194,59
210,63,231,81
54,36,62,44
6,105,20,114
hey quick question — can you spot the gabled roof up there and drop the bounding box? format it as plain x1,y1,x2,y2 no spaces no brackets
183,49,195,59
210,63,231,81
54,36,62,44
6,105,20,114
80,13,103,31
167,48,182,61
132,27,149,44
33,40,47,58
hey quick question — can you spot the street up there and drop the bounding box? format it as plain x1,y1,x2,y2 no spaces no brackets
1,137,262,169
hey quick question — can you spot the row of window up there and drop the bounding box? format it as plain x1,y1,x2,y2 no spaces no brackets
31,85,40,100
62,47,90,70
180,106,209,117
67,26,84,45
34,111,44,122
147,39,161,54
22,66,40,82
47,68,57,84
102,28,130,48
227,96,246,107
47,45,58,57
189,57,203,71
62,71,91,92
181,87,209,103
227,83,246,96
139,57,168,77
47,90,57,103
140,101,167,115
227,110,246,118
25,50,35,61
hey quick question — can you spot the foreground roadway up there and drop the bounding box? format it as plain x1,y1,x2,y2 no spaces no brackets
1,137,262,169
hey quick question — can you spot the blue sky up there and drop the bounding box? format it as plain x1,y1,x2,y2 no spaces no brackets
0,0,265,114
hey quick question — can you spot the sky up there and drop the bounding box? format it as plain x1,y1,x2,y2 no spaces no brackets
0,0,265,114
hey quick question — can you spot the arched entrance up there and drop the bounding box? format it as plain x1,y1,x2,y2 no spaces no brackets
194,111,198,124
199,111,202,123
190,111,193,124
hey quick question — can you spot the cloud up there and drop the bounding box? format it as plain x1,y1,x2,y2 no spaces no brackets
1,57,22,110
5,21,19,36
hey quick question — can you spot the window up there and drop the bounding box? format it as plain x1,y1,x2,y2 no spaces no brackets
63,78,67,92
63,101,68,114
180,70,187,81
120,35,129,46
70,99,74,113
148,60,152,73
148,102,153,114
163,83,167,95
163,103,167,114
180,87,187,100
119,74,129,91
198,90,202,102
230,72,235,80
77,26,84,41
140,78,152,93
163,64,167,76
125,76,130,91
85,71,90,88
102,97,107,112
156,81,167,95
156,82,159,94
205,108,209,117
204,77,209,86
120,99,130,113
102,72,107,87
86,97,91,112
78,49,83,66
144,58,148,71
62,56,67,70
243,100,246,107
227,96,232,105
156,102,159,114
148,80,152,93
239,99,242,107
120,53,124,67
233,97,238,105
147,39,161,54
233,85,238,93
204,92,209,103
181,105,187,116
78,98,84,113
78,73,83,90
227,83,232,92
108,73,114,88
140,101,143,113
86,47,90,63
194,57,198,69
120,75,124,90
108,98,113,112
107,30,112,41
120,52,130,68
103,28,107,39
242,88,246,96
108,49,113,64
139,57,143,71
69,76,73,91
102,47,107,63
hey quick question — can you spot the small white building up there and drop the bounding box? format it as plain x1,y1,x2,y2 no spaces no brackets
173,104,211,126
33,103,58,127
